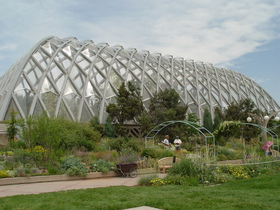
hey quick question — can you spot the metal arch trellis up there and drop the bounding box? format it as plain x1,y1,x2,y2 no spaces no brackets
230,122,279,151
144,120,216,162
260,124,280,150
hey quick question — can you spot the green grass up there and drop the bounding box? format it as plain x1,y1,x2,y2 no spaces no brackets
0,174,279,210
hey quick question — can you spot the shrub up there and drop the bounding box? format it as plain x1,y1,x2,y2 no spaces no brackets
141,148,156,159
47,165,60,175
91,159,111,174
220,165,250,179
138,174,158,186
0,170,11,178
108,137,141,153
164,175,199,186
118,153,139,163
210,170,234,184
59,156,89,177
14,165,27,177
154,149,174,159
30,167,40,174
168,158,199,178
150,177,166,186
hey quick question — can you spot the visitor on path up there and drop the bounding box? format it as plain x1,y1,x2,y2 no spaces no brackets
174,136,182,151
263,141,273,156
163,135,170,149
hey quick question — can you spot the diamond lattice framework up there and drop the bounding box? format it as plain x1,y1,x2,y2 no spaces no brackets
0,36,279,123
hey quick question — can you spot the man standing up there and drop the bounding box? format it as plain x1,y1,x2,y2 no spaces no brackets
174,136,182,151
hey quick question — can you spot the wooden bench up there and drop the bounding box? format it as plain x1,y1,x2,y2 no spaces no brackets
158,157,181,173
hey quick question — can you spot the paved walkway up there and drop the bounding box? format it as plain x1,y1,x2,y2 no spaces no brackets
0,174,166,198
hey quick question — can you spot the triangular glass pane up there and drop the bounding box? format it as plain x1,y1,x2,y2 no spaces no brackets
62,58,71,70
142,86,152,101
57,100,72,120
144,75,157,94
41,41,54,56
63,93,80,120
62,45,72,57
56,75,65,92
108,69,121,88
33,101,44,116
41,91,58,117
40,77,57,94
27,66,42,89
23,60,34,74
63,80,79,96
50,65,63,81
86,81,98,97
15,77,32,92
69,64,79,80
105,84,116,99
14,89,34,117
4,100,21,120
32,50,43,63
86,95,101,116
80,102,93,123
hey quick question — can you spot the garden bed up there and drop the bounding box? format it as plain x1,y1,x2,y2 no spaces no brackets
0,168,156,186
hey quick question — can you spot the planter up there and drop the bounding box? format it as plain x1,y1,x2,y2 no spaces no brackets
0,168,157,186
0,171,118,186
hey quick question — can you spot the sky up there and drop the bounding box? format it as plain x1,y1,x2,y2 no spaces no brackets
0,0,280,104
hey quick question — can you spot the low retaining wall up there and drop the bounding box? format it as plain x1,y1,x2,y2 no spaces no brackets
0,168,156,186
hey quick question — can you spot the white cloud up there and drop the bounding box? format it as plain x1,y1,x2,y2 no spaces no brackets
0,0,279,75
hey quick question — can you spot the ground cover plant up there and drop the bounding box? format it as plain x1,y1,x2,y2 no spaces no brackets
0,174,279,209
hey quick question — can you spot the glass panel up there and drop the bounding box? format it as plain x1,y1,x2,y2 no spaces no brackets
63,93,81,120
4,100,21,120
144,75,157,94
33,101,44,116
27,66,42,89
142,86,151,101
41,41,54,56
105,84,116,99
80,103,93,123
62,58,71,70
40,77,57,94
109,70,122,90
32,51,43,63
14,89,34,116
50,65,63,81
159,77,170,90
57,101,72,120
56,75,65,92
41,92,59,116
86,95,101,116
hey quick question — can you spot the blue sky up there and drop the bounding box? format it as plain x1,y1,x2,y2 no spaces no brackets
1,0,280,104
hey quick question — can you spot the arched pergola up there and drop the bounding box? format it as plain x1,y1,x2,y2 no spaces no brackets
229,122,279,153
145,120,216,162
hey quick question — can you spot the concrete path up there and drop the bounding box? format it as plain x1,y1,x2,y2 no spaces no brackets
0,174,166,198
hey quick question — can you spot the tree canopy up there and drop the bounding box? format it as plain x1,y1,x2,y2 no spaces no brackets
106,82,143,125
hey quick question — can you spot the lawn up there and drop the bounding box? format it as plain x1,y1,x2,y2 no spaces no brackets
0,174,279,210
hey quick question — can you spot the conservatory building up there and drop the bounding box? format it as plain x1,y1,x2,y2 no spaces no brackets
0,36,279,123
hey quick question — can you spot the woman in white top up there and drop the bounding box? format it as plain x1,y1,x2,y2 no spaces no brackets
174,136,182,151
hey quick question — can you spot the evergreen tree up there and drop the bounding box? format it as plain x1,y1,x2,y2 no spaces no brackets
106,81,143,125
104,116,116,138
213,113,221,131
203,108,213,132
6,109,22,141
149,88,188,124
